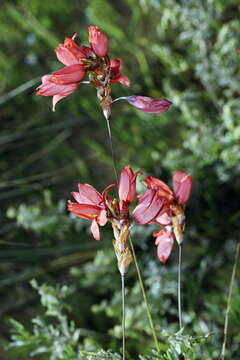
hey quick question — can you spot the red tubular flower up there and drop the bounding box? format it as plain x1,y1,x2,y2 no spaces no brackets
110,58,131,87
118,166,142,203
126,96,172,113
68,184,108,241
88,26,109,57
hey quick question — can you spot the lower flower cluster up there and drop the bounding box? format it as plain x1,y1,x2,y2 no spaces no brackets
68,166,192,270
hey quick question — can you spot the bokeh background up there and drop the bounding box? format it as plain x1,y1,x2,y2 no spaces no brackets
0,0,240,358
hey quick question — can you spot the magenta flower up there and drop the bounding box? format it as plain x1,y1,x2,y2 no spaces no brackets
88,26,109,57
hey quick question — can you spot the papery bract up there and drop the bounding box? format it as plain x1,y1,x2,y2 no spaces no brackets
127,96,172,113
88,26,109,57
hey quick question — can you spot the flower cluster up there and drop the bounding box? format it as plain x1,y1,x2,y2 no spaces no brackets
133,171,192,263
68,167,192,269
36,26,172,117
68,166,142,275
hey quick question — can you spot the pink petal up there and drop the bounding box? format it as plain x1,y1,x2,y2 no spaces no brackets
55,47,81,66
51,64,85,85
88,26,109,57
110,58,123,74
77,184,103,205
173,170,192,204
156,232,174,263
133,189,165,225
126,96,172,113
91,219,100,240
67,203,102,219
110,73,131,87
98,209,108,226
118,167,131,202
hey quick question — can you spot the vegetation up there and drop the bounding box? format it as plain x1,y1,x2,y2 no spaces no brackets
0,0,240,358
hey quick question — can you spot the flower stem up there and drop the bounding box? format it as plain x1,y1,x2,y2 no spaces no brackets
178,244,183,330
221,241,240,360
121,274,125,360
129,234,160,352
105,118,119,183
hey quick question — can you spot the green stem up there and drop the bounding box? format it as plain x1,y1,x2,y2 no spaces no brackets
121,274,125,360
105,118,119,183
178,244,183,330
221,242,240,360
129,235,160,352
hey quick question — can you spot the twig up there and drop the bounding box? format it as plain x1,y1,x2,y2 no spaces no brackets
221,241,240,359
105,118,119,183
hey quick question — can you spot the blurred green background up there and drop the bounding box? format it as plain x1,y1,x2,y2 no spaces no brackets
0,0,240,358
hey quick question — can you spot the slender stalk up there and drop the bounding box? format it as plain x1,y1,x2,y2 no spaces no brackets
178,244,183,330
129,235,160,352
221,242,240,360
121,274,126,360
105,118,119,183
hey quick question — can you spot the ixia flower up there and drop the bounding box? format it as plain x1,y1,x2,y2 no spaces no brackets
36,27,130,114
68,166,142,274
133,170,192,263
37,26,172,117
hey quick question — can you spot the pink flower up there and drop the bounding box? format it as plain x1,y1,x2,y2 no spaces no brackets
172,170,192,204
36,64,85,111
88,26,109,57
36,75,80,112
133,188,167,225
55,34,86,66
153,227,174,263
118,166,142,203
110,58,131,87
126,96,172,113
68,184,108,241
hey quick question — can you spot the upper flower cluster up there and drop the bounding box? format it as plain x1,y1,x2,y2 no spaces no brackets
36,26,172,117
37,26,130,112
68,167,192,266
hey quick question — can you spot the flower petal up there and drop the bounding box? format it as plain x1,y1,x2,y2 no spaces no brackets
88,26,109,57
173,170,192,204
51,64,85,85
127,96,172,113
91,219,100,240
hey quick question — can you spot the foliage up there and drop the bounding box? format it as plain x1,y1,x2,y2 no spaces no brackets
0,0,240,359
